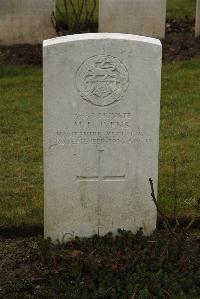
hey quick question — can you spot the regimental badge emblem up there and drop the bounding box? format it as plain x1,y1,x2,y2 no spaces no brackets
76,55,129,107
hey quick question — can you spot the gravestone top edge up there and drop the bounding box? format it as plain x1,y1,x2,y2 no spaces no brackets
43,33,162,48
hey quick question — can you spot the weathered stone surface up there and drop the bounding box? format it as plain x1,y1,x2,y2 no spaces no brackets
195,0,200,37
99,0,166,38
43,33,162,242
0,0,56,45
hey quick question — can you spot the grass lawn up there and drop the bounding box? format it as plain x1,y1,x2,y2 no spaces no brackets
56,0,196,24
167,0,196,19
0,59,199,228
159,59,200,215
0,67,43,227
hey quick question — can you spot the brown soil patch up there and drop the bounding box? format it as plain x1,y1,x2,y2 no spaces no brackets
0,18,199,67
0,34,199,67
0,44,42,67
166,17,195,34
162,34,200,62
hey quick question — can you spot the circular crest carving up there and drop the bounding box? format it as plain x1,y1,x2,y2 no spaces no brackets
76,55,129,107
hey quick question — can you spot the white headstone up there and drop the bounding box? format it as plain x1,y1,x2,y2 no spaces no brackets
195,0,200,37
0,0,56,45
99,0,166,38
43,33,162,242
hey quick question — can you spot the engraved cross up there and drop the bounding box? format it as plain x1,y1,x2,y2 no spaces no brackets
76,150,126,183
76,150,126,234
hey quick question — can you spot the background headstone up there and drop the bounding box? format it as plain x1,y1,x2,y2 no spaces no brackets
99,0,167,38
195,0,200,37
43,33,162,242
0,0,56,45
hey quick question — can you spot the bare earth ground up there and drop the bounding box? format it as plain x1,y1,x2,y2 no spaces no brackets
0,231,200,298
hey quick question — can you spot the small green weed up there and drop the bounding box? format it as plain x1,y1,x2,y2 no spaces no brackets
55,0,98,34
